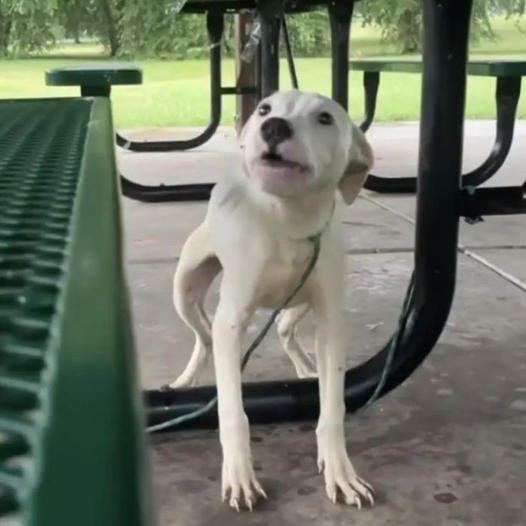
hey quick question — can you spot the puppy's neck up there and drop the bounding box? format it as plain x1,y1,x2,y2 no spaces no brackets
249,185,336,241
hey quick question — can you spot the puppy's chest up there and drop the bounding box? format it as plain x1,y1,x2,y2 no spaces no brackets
255,241,314,308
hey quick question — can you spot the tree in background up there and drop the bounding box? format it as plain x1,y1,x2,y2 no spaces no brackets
0,0,524,59
286,11,331,57
0,0,56,56
98,0,126,56
59,0,125,57
357,0,526,53
57,0,94,43
119,0,207,57
116,0,525,58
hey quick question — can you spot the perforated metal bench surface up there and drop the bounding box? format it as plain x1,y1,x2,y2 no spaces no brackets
0,98,150,526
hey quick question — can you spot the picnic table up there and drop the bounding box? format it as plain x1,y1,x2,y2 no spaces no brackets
350,59,525,193
2,0,526,524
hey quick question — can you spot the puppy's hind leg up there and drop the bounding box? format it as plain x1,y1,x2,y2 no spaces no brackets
170,223,221,389
276,304,317,378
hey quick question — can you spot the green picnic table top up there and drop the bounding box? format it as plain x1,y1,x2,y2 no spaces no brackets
350,59,526,77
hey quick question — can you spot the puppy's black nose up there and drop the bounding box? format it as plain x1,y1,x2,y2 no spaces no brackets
260,117,293,148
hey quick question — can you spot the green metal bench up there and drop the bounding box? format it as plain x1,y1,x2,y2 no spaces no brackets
349,59,525,193
0,97,152,525
46,63,142,97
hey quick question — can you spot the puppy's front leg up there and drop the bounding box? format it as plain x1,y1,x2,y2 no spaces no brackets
314,286,374,508
213,279,266,511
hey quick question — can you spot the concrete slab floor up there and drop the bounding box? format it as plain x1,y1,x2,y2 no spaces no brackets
120,121,526,526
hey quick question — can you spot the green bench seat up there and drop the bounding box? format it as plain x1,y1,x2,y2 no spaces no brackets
0,98,151,525
46,63,142,96
350,59,526,77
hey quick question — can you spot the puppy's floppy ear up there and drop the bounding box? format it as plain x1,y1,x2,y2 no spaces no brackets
338,123,374,205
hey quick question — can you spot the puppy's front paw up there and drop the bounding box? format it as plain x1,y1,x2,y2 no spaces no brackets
317,441,374,508
221,454,267,511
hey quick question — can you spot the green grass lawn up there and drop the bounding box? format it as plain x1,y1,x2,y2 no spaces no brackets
0,17,525,128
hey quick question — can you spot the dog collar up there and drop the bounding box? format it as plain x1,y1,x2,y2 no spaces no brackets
303,200,336,244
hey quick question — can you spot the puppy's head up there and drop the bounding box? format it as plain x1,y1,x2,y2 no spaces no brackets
240,90,373,204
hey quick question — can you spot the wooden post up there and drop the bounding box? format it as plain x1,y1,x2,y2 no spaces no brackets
234,10,258,135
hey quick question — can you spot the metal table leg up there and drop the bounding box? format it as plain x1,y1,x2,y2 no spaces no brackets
282,14,299,89
462,75,522,187
328,0,355,110
144,0,473,431
120,12,224,201
259,0,283,97
359,71,380,132
117,12,224,153
363,73,522,193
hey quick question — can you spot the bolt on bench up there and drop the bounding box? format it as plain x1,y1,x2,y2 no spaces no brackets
0,98,152,525
350,59,525,193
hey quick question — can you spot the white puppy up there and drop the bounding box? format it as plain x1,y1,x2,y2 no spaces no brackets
171,90,374,510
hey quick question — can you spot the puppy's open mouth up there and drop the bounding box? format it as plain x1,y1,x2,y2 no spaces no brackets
259,151,306,171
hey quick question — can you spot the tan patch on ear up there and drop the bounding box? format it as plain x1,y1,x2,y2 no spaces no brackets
346,158,371,177
338,170,369,205
338,124,374,205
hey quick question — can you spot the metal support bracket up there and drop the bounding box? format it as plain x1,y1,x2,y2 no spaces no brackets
117,12,224,153
328,0,354,110
258,0,284,96
363,73,522,193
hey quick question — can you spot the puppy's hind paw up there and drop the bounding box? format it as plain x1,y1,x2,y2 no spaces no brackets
290,352,318,379
295,359,318,379
168,373,198,389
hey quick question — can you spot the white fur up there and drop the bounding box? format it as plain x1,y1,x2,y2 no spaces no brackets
172,90,374,510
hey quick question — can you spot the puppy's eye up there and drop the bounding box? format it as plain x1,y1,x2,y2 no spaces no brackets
258,103,271,116
318,112,333,125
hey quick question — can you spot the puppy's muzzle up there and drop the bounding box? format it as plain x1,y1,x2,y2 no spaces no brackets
261,117,293,151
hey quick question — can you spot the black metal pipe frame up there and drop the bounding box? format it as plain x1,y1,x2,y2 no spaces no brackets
145,0,474,431
281,14,299,89
120,12,224,202
259,0,283,96
359,71,379,132
463,76,522,187
117,12,224,153
121,1,357,203
363,72,522,194
328,0,354,110
460,184,526,219
121,0,287,203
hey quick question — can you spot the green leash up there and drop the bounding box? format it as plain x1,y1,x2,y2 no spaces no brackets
147,221,415,433
147,233,322,433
